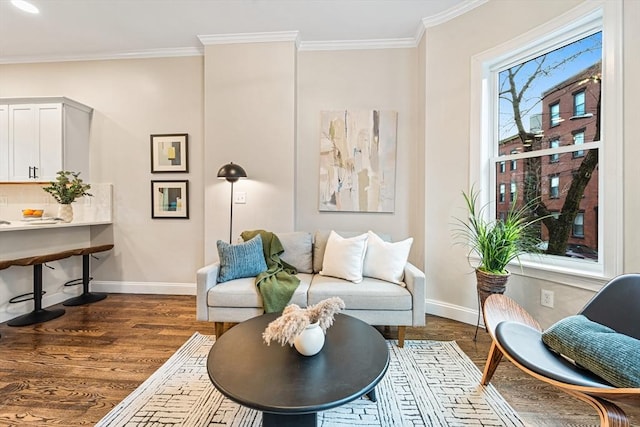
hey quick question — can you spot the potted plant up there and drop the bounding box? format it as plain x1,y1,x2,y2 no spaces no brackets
453,187,544,314
42,170,92,222
262,297,345,356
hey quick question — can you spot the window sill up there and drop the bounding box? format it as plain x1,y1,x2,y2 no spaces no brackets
510,257,608,292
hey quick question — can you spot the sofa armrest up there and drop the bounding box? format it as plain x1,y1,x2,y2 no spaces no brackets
404,262,426,326
196,261,220,321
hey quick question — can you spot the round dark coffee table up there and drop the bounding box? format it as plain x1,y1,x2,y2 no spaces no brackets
207,312,389,427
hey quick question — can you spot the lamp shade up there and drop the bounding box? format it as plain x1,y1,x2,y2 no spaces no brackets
217,162,247,183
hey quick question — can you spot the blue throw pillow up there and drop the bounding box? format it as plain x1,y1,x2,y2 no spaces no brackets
217,235,267,282
542,314,640,388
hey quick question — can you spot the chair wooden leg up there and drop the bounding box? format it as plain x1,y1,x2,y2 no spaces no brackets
214,322,224,339
566,390,630,427
397,326,406,348
481,340,504,385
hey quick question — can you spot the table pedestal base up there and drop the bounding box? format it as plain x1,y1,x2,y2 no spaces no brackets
263,412,316,427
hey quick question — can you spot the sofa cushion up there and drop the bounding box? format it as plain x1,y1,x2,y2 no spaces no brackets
542,314,640,388
313,230,391,273
209,273,312,309
308,274,412,311
216,235,267,283
363,230,413,286
277,231,313,273
319,231,368,283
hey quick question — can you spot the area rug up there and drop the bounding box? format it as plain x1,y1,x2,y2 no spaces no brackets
96,332,524,427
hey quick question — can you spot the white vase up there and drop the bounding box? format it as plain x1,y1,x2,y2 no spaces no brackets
293,322,325,356
58,204,73,223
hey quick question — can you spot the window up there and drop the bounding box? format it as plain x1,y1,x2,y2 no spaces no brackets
510,150,517,171
550,175,560,199
549,139,560,163
499,184,506,203
573,130,585,158
499,161,506,173
550,102,561,127
498,32,600,260
471,2,623,283
573,212,585,237
510,182,516,203
574,90,586,116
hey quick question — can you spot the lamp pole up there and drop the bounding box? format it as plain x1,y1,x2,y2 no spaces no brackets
229,180,234,243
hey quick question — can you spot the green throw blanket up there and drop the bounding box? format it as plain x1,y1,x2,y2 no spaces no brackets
240,230,300,313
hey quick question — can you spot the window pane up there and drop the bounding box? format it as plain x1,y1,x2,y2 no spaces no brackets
573,130,585,158
495,149,598,261
495,31,601,263
573,212,585,237
550,103,561,127
574,90,586,116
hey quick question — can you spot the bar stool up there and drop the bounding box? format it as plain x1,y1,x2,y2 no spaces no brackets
5,250,76,326
63,244,114,306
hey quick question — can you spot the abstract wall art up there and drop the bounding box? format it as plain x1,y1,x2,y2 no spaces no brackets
150,133,188,173
151,180,189,219
319,110,398,212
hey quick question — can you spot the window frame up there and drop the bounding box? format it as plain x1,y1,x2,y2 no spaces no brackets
469,1,623,289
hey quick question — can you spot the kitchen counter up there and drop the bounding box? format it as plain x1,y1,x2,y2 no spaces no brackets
0,218,112,232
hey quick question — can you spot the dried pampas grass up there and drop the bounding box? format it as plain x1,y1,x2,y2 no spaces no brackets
262,297,345,346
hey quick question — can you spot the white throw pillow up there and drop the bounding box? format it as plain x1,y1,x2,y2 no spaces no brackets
319,231,368,283
363,230,413,286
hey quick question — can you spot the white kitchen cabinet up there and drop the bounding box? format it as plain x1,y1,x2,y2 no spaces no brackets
1,97,92,182
0,105,8,181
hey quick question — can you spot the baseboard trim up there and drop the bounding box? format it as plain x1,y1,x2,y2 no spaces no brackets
0,281,197,324
425,298,480,327
91,281,196,296
1,283,476,328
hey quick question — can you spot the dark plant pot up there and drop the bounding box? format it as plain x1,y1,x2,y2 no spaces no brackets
476,268,510,317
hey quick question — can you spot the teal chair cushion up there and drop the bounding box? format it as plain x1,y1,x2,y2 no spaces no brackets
542,314,640,388
217,235,267,282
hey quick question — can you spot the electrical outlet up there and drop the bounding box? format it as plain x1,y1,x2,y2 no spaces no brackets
0,196,7,206
541,289,554,308
234,192,246,204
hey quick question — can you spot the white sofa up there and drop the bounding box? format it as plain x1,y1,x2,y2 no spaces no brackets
196,230,426,347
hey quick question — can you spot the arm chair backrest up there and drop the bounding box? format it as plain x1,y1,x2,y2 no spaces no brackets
579,273,640,340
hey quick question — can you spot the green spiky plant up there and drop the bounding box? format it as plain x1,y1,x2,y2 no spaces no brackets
454,186,544,275
42,170,92,205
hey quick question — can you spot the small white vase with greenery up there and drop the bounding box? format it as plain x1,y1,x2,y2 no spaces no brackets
262,297,345,356
42,170,92,223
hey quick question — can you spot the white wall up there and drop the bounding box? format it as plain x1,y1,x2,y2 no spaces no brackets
296,48,423,267
422,0,638,328
0,57,205,293
202,41,297,264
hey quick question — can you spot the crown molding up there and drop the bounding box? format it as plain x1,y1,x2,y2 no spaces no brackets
422,0,488,29
198,31,300,48
0,47,203,65
0,2,487,64
299,37,417,51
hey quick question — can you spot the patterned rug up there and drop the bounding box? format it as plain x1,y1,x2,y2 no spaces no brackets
97,332,524,427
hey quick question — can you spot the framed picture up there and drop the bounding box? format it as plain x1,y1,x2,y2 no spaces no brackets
151,180,189,219
150,133,188,173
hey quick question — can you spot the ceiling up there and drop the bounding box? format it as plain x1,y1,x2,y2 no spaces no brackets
0,0,484,63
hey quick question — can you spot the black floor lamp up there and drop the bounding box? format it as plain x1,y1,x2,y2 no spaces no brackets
217,162,247,243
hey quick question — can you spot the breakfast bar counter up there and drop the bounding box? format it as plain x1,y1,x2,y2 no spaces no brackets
0,218,112,232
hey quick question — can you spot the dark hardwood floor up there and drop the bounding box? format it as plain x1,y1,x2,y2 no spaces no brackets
0,294,637,426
